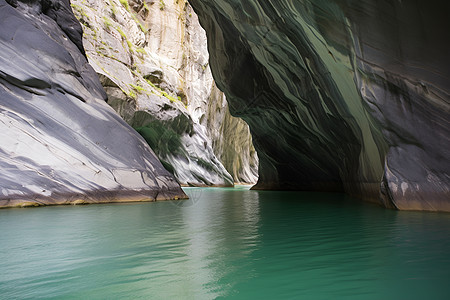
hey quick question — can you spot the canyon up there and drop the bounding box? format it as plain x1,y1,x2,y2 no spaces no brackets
0,0,448,211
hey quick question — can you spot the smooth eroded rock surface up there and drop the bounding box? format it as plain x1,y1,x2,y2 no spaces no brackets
0,0,186,207
71,0,258,186
189,0,450,210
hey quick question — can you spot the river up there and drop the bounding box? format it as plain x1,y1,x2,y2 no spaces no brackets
1,186,449,299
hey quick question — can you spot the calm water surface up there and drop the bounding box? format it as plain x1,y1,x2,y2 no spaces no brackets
0,186,449,299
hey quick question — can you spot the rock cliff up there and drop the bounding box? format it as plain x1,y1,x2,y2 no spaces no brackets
189,0,450,211
70,0,258,186
0,0,186,207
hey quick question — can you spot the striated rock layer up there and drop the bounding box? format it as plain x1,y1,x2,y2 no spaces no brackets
0,0,186,208
189,0,450,211
70,0,258,186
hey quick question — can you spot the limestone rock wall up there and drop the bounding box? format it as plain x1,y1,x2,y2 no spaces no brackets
206,83,259,183
71,0,258,185
0,0,186,207
189,0,450,211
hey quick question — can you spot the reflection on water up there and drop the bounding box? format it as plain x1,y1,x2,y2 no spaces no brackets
0,187,449,299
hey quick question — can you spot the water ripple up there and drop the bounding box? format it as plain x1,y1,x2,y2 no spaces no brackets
0,188,449,299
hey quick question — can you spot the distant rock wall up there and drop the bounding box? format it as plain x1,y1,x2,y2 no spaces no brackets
71,0,258,186
205,83,259,183
0,0,186,207
189,0,450,211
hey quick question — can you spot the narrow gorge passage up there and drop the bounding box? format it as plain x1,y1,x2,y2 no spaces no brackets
1,0,449,298
0,0,448,209
70,0,259,188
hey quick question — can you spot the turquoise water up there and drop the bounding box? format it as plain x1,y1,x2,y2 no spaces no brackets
0,186,449,299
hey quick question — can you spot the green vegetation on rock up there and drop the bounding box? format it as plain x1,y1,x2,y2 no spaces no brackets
70,0,250,187
130,83,148,94
135,47,147,55
119,0,130,12
132,15,146,32
70,3,90,27
103,16,113,30
115,27,134,51
109,0,118,19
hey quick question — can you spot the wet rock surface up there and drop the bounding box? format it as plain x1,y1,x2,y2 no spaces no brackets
189,0,450,210
0,0,186,207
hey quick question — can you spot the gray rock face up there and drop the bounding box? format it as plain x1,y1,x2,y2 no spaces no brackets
205,83,258,184
70,0,258,186
0,0,186,207
189,0,450,210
